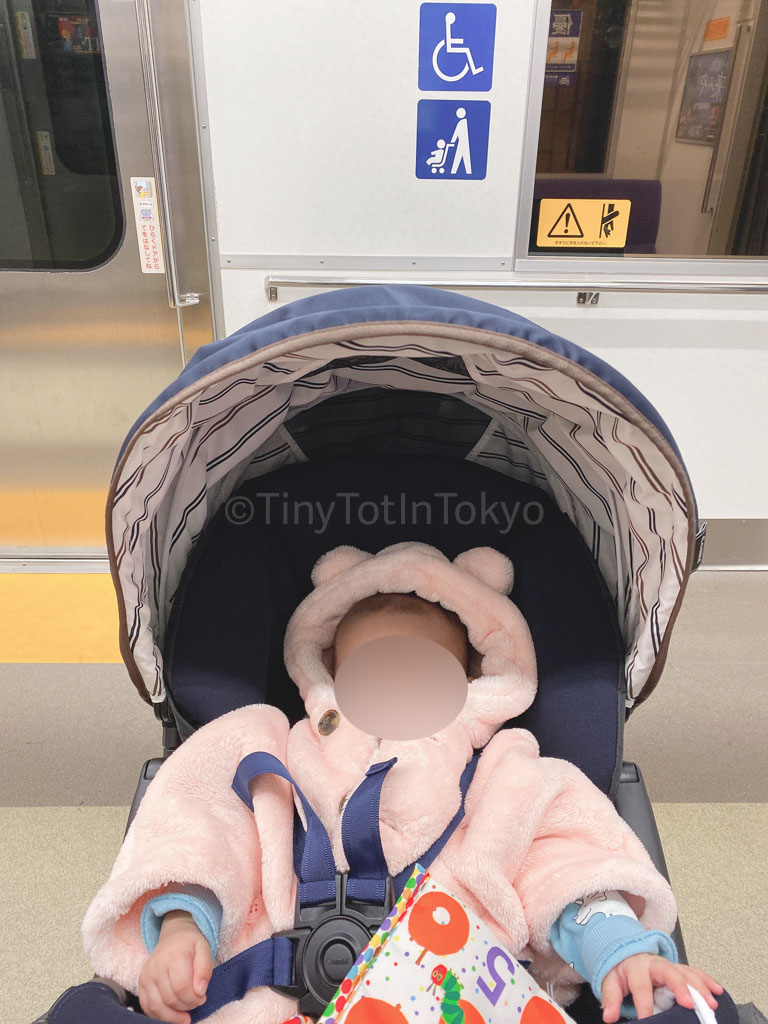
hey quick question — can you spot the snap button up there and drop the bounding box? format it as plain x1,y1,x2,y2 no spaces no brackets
318,709,340,735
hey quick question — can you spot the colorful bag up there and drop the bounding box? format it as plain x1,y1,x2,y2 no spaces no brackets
283,865,577,1024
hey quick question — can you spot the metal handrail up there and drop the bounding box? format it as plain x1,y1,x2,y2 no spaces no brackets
135,0,200,310
702,22,746,215
264,274,768,301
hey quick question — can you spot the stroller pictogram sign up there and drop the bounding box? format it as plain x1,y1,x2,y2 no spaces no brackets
418,3,496,91
416,100,491,179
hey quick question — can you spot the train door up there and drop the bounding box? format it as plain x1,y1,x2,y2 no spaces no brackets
533,0,768,259
0,0,212,556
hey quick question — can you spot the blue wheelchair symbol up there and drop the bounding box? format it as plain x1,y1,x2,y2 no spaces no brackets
416,100,490,179
419,4,496,92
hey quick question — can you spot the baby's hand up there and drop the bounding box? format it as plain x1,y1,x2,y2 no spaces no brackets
601,953,723,1023
138,910,213,1024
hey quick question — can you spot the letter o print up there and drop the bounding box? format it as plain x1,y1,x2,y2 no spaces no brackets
408,891,470,955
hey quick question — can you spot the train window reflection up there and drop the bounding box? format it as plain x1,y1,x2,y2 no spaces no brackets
531,0,768,258
0,0,122,270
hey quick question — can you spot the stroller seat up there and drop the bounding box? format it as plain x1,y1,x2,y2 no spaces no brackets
164,451,625,796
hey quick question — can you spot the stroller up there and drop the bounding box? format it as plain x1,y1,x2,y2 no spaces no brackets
33,285,763,1024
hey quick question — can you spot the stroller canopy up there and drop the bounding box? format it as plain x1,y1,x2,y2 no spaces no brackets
108,285,701,710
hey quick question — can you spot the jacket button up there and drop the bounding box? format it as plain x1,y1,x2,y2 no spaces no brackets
318,709,340,735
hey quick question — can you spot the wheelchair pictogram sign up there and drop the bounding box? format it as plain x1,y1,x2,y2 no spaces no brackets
416,100,491,179
419,3,496,92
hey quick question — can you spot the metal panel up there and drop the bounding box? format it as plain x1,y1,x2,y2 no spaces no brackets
0,0,213,555
191,0,529,269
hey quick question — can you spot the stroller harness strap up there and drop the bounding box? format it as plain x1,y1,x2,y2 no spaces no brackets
341,757,397,905
187,936,294,1021
188,749,481,1020
232,751,338,906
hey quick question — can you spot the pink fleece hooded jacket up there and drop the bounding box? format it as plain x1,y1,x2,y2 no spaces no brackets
81,542,678,1024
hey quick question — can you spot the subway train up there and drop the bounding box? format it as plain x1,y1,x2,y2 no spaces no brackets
1,3,767,1024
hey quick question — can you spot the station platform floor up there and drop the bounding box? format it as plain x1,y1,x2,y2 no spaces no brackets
2,569,766,1024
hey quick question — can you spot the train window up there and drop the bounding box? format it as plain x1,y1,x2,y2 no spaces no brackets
0,0,122,270
529,0,768,259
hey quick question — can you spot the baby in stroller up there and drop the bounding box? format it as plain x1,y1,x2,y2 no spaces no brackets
83,541,723,1024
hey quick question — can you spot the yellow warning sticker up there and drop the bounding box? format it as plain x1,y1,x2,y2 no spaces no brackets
537,199,631,248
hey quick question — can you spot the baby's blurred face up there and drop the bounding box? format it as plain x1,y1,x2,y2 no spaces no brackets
333,601,468,677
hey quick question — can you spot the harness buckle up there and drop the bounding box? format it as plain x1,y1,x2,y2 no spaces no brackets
270,871,395,1016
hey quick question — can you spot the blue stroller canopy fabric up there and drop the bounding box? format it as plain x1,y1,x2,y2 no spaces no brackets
107,285,699,710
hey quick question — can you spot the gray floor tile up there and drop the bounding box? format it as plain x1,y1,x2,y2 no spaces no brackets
1,664,160,806
625,572,768,802
663,571,767,668
654,803,768,1013
624,661,767,801
2,807,128,1024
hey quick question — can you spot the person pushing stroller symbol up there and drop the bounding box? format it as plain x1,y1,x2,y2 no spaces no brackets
426,107,472,175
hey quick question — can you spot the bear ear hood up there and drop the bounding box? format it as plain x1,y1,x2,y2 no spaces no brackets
283,542,538,749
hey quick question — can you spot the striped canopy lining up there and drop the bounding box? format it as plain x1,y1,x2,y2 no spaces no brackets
111,347,689,708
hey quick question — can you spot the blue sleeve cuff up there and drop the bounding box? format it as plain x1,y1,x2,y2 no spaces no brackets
589,922,678,1019
550,899,678,1019
140,884,223,961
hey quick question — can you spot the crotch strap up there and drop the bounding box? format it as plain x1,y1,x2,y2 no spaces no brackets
190,749,480,1020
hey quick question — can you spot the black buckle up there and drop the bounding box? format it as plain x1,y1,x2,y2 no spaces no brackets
270,872,395,1016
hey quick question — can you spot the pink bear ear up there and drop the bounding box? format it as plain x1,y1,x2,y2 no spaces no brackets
311,545,372,587
453,547,514,594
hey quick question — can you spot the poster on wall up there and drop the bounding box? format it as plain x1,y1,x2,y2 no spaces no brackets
56,15,101,54
545,10,582,88
675,49,732,145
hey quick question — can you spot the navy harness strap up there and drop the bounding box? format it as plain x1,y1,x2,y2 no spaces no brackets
342,757,397,904
232,751,336,906
188,937,293,1022
189,749,482,1021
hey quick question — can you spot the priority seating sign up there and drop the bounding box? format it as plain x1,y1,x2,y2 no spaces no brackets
416,4,496,181
418,3,497,91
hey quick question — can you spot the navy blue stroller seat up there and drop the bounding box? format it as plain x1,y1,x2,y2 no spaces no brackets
165,452,625,795
33,286,757,1024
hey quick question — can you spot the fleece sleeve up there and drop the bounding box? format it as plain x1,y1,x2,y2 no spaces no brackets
550,891,678,1019
81,704,295,996
141,884,223,960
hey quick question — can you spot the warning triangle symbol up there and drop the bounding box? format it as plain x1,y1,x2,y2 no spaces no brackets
547,202,584,239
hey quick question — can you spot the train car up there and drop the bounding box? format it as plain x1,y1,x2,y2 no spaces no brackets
1,3,766,1024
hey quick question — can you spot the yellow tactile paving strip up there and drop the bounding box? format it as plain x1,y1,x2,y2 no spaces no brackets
0,574,121,662
0,488,106,546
